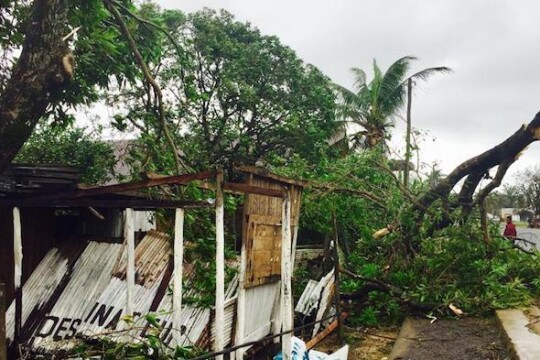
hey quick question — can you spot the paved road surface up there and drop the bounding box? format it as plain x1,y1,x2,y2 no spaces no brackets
516,228,540,249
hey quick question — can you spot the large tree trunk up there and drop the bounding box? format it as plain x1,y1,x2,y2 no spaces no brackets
0,0,73,173
403,112,540,249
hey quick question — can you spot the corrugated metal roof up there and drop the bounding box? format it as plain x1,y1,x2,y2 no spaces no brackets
5,248,69,342
295,279,320,316
27,233,174,352
113,230,170,287
7,231,245,356
4,221,302,360
311,270,335,337
150,271,239,349
210,297,237,347
243,282,280,340
295,270,334,319
29,241,123,352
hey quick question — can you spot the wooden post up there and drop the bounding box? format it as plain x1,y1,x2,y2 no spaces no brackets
234,222,247,359
173,208,184,346
290,186,298,271
281,189,292,360
125,208,135,318
12,207,22,344
332,214,344,344
0,283,6,360
215,171,225,360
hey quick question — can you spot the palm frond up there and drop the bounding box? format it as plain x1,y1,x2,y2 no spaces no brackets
376,56,416,116
333,56,449,153
350,67,367,91
332,82,368,121
404,66,452,85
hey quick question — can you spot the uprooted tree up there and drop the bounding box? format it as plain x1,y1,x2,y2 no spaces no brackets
399,112,540,250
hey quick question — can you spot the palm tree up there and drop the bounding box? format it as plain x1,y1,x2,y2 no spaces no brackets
334,56,450,151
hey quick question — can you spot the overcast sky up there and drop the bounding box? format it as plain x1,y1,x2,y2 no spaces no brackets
155,0,540,182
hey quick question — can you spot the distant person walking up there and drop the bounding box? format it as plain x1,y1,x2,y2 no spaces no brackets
503,216,517,238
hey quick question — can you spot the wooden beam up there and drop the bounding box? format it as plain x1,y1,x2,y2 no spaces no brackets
214,171,225,360
125,209,135,319
281,190,293,360
234,214,248,359
32,170,215,201
332,215,344,344
305,319,338,349
236,166,308,187
0,198,212,209
199,181,284,198
223,182,282,198
173,208,184,346
88,206,105,220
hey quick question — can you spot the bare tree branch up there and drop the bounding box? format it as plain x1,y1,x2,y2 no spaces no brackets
105,0,190,174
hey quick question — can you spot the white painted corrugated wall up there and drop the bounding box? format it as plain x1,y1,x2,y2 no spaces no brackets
242,282,280,343
154,270,211,348
5,249,69,342
30,242,123,352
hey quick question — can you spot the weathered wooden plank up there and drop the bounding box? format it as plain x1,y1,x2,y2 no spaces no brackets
173,208,184,345
234,226,247,359
32,170,215,200
0,198,211,209
125,209,135,318
215,171,225,360
281,190,292,360
236,166,308,187
305,319,338,349
12,207,22,345
223,182,283,198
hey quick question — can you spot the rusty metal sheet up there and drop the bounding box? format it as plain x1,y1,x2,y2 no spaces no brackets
113,230,170,288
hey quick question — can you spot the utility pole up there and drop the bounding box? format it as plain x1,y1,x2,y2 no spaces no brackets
404,78,413,188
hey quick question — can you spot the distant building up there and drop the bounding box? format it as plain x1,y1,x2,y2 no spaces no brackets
500,208,520,222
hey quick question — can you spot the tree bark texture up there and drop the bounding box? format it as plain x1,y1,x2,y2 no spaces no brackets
0,0,72,173
409,112,540,238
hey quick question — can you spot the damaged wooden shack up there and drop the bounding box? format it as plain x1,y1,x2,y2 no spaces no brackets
0,165,309,359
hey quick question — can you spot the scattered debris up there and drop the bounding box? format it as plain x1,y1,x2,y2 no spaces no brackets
274,336,348,360
449,303,463,316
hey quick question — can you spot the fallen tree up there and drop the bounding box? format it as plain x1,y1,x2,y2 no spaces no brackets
397,112,540,251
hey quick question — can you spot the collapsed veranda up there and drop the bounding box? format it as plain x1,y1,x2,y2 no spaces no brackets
0,165,312,359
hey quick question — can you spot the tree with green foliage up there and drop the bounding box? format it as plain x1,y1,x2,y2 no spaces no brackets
515,166,540,216
334,56,450,151
115,8,338,173
0,0,180,174
15,126,116,184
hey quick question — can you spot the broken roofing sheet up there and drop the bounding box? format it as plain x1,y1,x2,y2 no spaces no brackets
151,267,239,349
6,229,238,355
295,269,336,338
